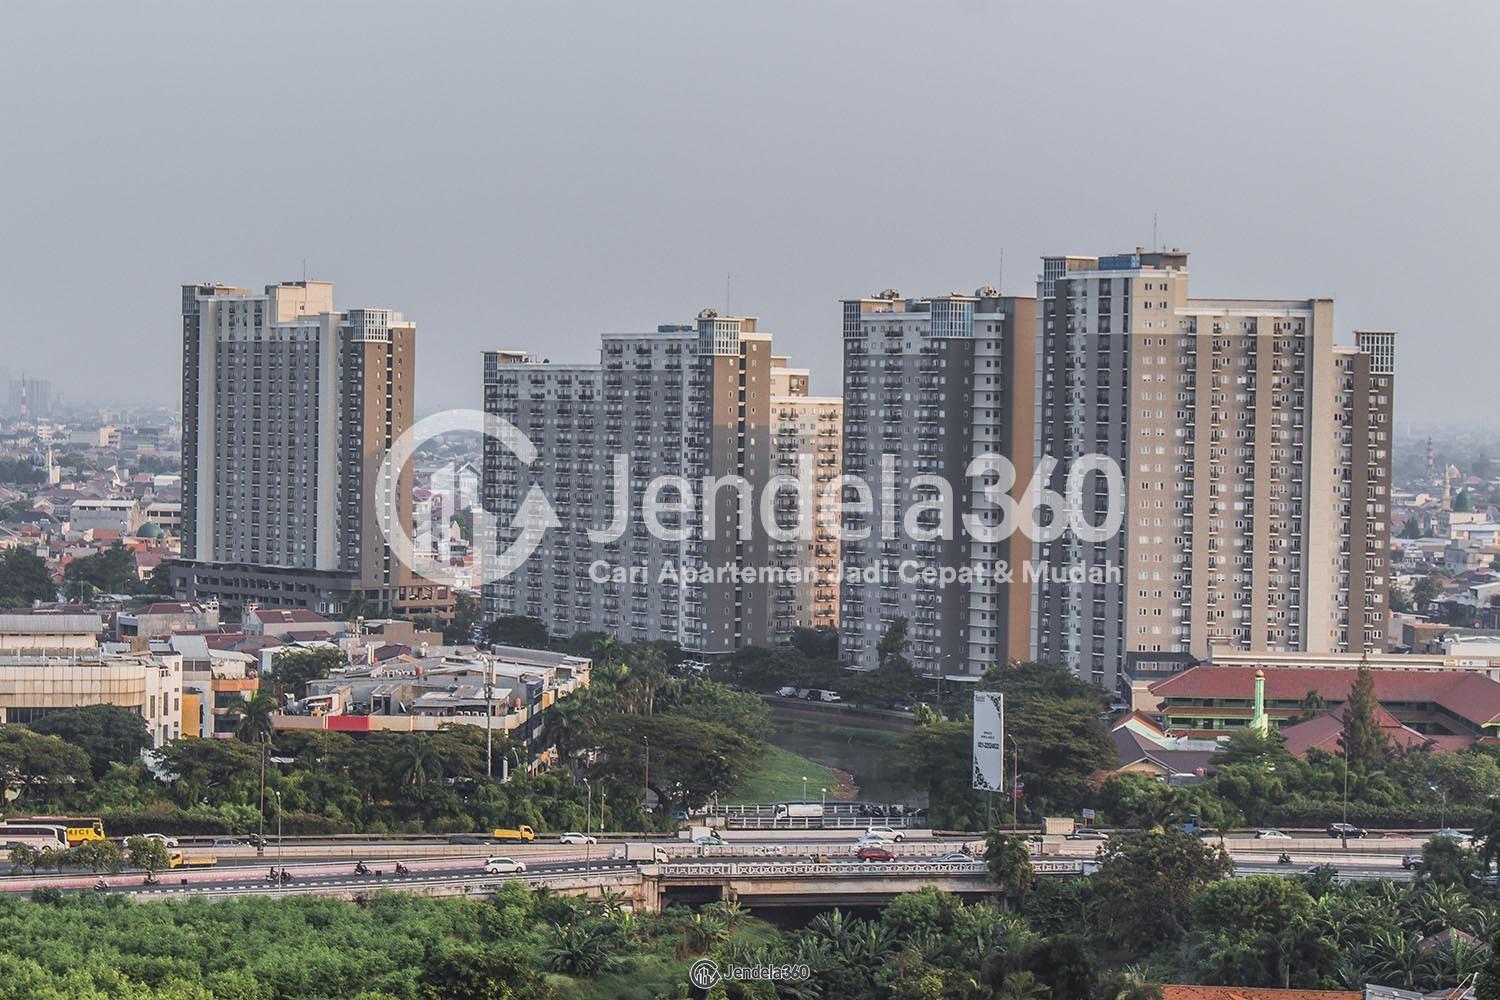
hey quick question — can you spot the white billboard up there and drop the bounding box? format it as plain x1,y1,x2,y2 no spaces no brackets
972,691,1004,791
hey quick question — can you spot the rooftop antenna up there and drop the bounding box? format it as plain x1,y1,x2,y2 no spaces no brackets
725,273,732,315
1152,212,1159,251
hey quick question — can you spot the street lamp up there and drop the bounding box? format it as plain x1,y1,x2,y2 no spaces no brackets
583,777,592,873
820,787,827,810
272,790,284,892
1007,734,1020,831
1431,783,1447,830
802,776,808,803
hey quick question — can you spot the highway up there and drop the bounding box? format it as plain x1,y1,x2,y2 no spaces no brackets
0,829,1423,898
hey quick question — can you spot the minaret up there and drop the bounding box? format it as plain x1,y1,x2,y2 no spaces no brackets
1249,669,1269,736
1426,437,1436,481
1443,466,1453,511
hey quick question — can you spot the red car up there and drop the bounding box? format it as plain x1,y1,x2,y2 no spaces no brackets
857,844,897,862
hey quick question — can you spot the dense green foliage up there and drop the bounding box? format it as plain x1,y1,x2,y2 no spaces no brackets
62,544,149,599
0,547,55,606
1,640,770,837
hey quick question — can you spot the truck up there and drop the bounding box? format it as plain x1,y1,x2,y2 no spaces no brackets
774,803,824,821
1041,817,1075,837
168,851,218,869
622,843,670,863
807,689,841,703
491,825,536,843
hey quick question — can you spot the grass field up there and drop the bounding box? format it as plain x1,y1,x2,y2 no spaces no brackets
730,744,841,804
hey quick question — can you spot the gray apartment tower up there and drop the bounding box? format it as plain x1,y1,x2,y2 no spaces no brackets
1032,250,1395,690
483,310,837,652
838,288,1036,678
173,281,449,619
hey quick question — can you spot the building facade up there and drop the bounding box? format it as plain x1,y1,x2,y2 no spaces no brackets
1032,250,1395,690
0,649,182,747
173,280,448,618
483,311,830,652
838,288,1036,676
771,359,842,635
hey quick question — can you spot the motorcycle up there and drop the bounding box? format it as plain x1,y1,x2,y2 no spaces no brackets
93,878,109,893
143,872,160,886
394,862,411,876
354,861,371,876
1277,853,1293,865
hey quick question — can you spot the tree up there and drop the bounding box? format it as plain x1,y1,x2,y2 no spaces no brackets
1413,576,1443,610
985,831,1034,908
1400,516,1424,540
1338,658,1390,772
7,844,40,874
229,692,278,745
420,944,552,1000
1418,836,1482,889
1090,830,1232,949
71,838,123,873
1479,931,1500,1000
592,712,759,817
29,704,151,778
486,615,550,649
0,726,91,802
0,548,55,606
269,647,345,702
790,626,839,660
62,544,143,595
125,835,170,872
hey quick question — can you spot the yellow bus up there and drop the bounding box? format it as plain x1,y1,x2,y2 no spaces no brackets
25,816,105,845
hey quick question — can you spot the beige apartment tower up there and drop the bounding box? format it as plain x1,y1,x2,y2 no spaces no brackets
1032,250,1394,689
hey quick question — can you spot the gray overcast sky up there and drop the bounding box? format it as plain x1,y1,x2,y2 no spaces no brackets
1,1,1495,426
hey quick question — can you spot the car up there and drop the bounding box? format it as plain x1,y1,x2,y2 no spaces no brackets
1066,828,1109,841
558,832,597,845
856,845,897,862
483,857,527,875
1327,823,1367,839
1255,829,1291,840
932,852,976,863
1434,828,1473,844
694,834,726,846
1402,854,1422,870
863,826,905,842
131,832,179,848
1471,870,1500,886
211,837,250,847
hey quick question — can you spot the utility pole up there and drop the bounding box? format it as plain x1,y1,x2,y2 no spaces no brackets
643,736,650,819
1008,733,1020,832
257,739,267,857
484,655,494,780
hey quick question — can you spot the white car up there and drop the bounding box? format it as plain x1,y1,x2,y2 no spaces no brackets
861,826,905,843
1255,829,1291,840
558,832,597,845
140,832,180,848
483,857,527,875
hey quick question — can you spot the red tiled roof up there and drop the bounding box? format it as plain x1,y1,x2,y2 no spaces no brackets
1151,666,1500,728
1281,702,1447,757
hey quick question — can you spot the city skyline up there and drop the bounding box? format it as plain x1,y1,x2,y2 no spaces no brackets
1,2,1495,425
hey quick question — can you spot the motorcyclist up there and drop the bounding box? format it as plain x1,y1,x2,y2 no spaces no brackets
1278,852,1293,864
143,871,160,885
354,860,371,875
93,877,109,892
394,862,411,876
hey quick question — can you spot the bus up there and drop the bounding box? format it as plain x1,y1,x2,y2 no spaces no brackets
0,821,69,851
23,816,106,845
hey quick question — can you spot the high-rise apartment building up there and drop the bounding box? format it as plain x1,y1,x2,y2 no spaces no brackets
483,310,832,652
1032,250,1394,689
771,359,843,634
173,280,449,618
839,288,1036,677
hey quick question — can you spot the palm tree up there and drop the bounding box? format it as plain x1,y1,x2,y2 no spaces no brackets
1366,929,1435,991
230,692,277,745
390,739,442,787
683,913,728,953
543,923,618,976
1102,966,1163,1000
996,971,1051,1000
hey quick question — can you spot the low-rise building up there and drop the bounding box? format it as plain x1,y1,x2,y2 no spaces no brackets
0,610,103,655
1145,664,1500,743
0,648,182,747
